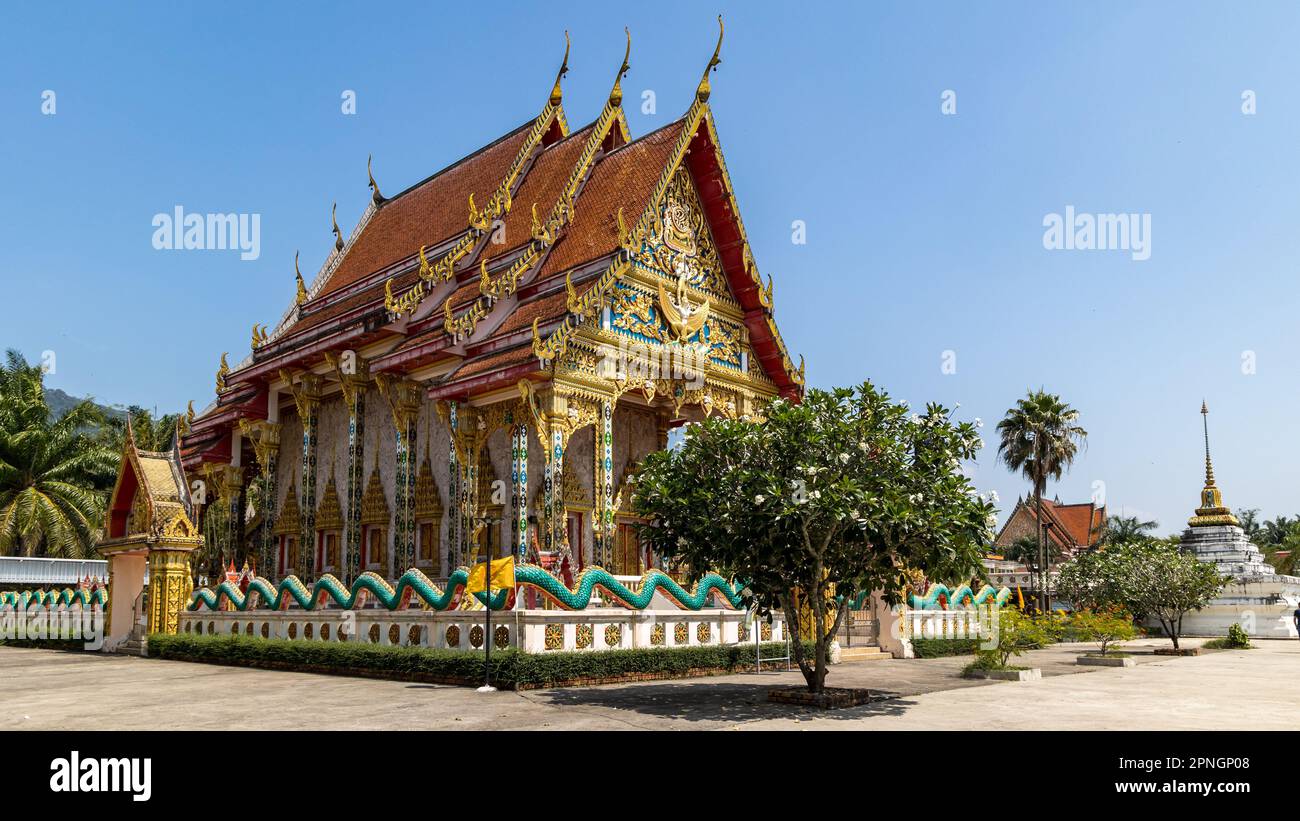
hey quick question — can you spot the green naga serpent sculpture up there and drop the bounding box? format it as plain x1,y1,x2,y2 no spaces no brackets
845,583,1011,611
0,588,108,609
188,565,746,613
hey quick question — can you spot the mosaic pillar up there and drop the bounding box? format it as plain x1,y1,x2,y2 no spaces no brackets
446,401,460,572
461,441,479,566
240,419,281,579
548,426,567,562
378,375,422,575
512,423,529,561
282,371,321,582
327,352,370,586
216,465,244,569
343,392,366,585
593,399,614,568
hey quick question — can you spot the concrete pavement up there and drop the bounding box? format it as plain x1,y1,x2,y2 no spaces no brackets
2,637,1296,730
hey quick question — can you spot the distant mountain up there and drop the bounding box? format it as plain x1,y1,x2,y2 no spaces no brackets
45,388,126,422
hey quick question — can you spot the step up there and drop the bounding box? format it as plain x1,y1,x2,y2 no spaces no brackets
839,647,892,662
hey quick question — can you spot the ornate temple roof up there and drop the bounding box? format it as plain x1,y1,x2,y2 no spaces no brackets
103,421,196,542
994,497,1106,551
183,21,803,470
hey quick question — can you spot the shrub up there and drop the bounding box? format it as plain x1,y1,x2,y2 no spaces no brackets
976,608,1053,669
148,633,811,689
1205,622,1252,650
1070,609,1137,656
911,638,980,658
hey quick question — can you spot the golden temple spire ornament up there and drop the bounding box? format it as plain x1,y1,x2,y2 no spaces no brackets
186,400,196,425
215,353,230,394
549,31,571,107
1189,400,1239,527
367,155,384,205
294,251,308,305
608,28,631,108
696,16,724,103
331,203,344,252
468,193,489,231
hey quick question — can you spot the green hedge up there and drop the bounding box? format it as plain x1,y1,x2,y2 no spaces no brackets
148,633,808,689
911,637,980,658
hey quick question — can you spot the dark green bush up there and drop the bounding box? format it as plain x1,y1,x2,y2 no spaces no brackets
148,633,805,689
1204,622,1252,650
911,638,980,658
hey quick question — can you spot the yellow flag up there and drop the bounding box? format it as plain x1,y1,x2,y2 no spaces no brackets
466,556,516,594
1015,584,1025,610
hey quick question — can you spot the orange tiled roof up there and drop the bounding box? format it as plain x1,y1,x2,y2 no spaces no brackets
539,120,683,279
318,124,533,298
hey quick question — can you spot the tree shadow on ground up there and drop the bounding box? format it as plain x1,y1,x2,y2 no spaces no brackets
530,679,915,725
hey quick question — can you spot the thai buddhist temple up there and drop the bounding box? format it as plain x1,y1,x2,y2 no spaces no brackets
179,21,804,591
993,497,1107,559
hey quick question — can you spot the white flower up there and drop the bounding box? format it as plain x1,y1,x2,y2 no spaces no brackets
974,417,983,428
839,453,850,464
988,490,1000,503
755,494,765,504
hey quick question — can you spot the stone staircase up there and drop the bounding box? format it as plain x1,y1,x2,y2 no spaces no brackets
838,645,891,662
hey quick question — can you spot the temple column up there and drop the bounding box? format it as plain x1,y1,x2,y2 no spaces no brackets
446,401,460,573
511,423,529,561
377,375,422,574
327,352,370,586
214,464,244,569
240,419,281,578
593,398,614,568
146,547,197,636
546,415,566,562
281,370,322,582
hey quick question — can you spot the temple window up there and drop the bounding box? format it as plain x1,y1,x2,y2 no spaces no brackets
271,478,301,580
473,448,504,563
315,472,345,575
320,531,340,573
613,523,641,577
281,536,298,576
359,454,390,576
417,521,438,569
412,455,444,576
365,525,387,570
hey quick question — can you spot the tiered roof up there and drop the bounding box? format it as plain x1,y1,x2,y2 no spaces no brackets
184,21,802,470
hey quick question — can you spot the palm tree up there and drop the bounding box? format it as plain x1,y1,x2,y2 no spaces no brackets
1004,534,1062,595
996,389,1088,610
1236,508,1262,543
1277,525,1300,576
0,350,118,557
1259,515,1295,547
97,406,181,453
1102,514,1158,545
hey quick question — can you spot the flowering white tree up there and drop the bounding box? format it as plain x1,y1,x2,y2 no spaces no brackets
632,382,996,694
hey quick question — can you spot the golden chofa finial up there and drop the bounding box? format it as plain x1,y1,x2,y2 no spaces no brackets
331,202,344,252
609,28,631,108
368,155,384,206
549,31,571,107
696,16,724,103
216,353,230,394
294,251,308,305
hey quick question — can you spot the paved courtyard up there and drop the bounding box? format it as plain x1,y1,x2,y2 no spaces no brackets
3,637,1298,730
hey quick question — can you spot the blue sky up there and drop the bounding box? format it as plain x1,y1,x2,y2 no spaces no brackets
2,1,1298,534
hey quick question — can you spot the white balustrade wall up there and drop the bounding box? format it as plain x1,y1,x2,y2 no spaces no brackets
177,608,785,654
